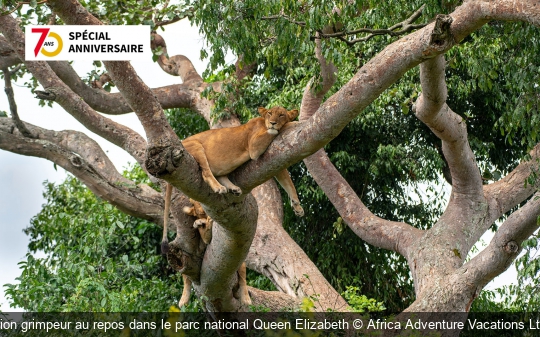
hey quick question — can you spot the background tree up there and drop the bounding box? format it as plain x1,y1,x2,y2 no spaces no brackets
1,0,540,321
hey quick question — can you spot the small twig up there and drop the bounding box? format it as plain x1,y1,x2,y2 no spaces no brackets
154,7,194,28
155,16,184,28
317,5,427,45
261,14,306,27
2,67,34,138
263,5,426,46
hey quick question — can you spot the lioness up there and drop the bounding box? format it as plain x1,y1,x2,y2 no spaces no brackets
181,106,304,216
179,199,251,308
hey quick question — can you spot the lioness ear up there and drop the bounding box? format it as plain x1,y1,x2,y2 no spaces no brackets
258,107,268,117
287,109,299,121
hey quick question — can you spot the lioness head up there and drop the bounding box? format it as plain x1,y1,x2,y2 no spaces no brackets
258,106,299,135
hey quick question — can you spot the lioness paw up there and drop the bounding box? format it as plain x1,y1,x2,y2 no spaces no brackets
292,201,304,217
229,186,242,196
214,185,227,194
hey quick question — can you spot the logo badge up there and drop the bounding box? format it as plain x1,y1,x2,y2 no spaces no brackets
32,28,63,57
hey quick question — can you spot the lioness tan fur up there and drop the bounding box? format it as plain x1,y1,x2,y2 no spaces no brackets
179,199,251,308
181,106,304,217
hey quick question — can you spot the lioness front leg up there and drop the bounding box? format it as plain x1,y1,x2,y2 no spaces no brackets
275,169,304,217
217,176,242,196
182,140,227,194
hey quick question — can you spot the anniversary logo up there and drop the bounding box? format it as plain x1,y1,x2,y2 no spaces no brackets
25,25,150,61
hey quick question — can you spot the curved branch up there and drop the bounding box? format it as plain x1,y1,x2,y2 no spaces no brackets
151,33,231,127
0,118,163,221
484,143,540,222
305,149,422,260
319,5,427,45
414,55,483,198
247,180,349,311
152,33,203,84
46,62,200,115
299,36,337,122
462,192,540,288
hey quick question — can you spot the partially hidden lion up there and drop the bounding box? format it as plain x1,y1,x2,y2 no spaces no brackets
179,199,251,308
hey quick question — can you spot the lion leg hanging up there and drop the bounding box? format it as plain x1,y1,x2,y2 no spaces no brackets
275,169,304,217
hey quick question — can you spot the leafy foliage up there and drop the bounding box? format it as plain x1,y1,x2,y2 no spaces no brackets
4,170,188,312
342,286,386,313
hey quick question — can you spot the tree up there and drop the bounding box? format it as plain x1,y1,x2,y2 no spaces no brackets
1,0,540,321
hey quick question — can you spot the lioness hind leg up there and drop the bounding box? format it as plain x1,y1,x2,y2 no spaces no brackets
182,140,227,194
237,262,252,306
274,169,304,217
179,274,192,308
217,176,242,196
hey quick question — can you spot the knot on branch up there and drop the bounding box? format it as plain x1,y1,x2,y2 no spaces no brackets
34,89,57,101
69,155,83,167
145,144,184,178
429,14,454,49
504,241,519,254
166,239,200,282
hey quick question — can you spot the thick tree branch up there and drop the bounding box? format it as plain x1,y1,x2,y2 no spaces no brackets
247,287,302,311
0,14,148,165
248,181,349,311
299,37,337,122
462,192,540,288
151,33,239,128
0,36,20,69
413,55,488,258
47,62,199,114
0,118,163,221
484,143,540,222
414,55,483,198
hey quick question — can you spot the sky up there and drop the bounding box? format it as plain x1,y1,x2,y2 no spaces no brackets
0,17,518,312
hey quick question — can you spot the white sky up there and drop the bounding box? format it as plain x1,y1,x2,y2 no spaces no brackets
0,18,517,312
